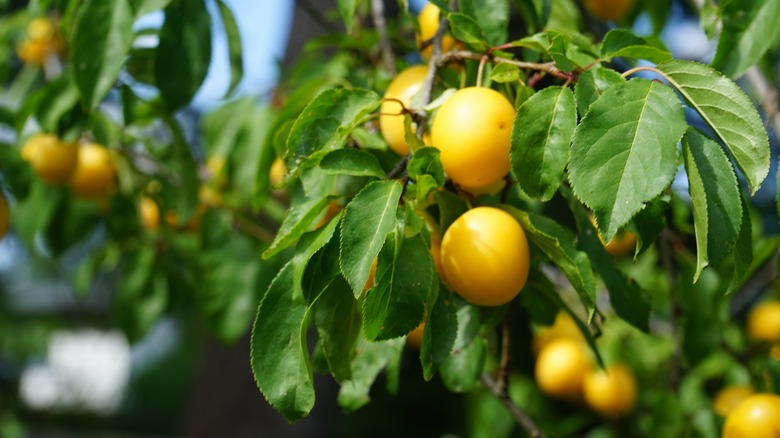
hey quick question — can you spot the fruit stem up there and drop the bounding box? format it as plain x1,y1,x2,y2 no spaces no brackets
476,54,489,88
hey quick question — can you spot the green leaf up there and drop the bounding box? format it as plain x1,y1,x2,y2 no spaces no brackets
682,129,742,281
600,29,672,63
338,337,405,412
568,78,686,241
510,86,576,201
571,201,651,332
447,12,490,51
129,0,172,17
216,0,243,97
116,248,168,342
656,60,770,196
678,258,721,365
520,268,604,366
421,281,459,380
318,148,386,178
286,88,381,169
362,234,432,341
262,195,336,260
30,73,80,132
574,67,624,118
292,216,342,301
460,0,509,45
440,305,486,393
489,62,522,83
631,197,667,257
726,195,753,295
250,262,314,422
505,206,596,314
155,0,212,110
339,180,403,296
71,0,134,108
253,80,329,209
408,147,446,200
315,275,361,382
158,118,199,222
545,30,575,72
9,180,62,246
436,189,469,233
338,0,362,33
199,211,281,344
711,0,780,78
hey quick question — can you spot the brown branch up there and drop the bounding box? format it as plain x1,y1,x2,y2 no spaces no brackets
481,373,547,438
495,315,512,394
435,50,576,82
371,0,395,75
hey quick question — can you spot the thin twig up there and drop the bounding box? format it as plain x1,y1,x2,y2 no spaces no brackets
481,373,547,438
495,315,512,394
371,0,395,75
435,50,576,82
390,2,451,179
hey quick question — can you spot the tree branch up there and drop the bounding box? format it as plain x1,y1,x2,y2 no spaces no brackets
481,373,547,438
371,0,395,75
435,50,576,82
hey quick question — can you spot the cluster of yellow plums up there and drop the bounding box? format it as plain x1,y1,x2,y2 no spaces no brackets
139,156,226,233
21,133,117,199
710,300,780,437
16,16,65,66
533,312,638,419
378,3,639,312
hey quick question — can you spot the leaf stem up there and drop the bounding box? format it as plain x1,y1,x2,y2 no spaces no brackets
621,65,661,78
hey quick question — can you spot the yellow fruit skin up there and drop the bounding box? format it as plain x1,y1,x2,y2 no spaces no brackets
440,207,529,306
723,394,780,438
431,87,515,190
69,143,117,198
532,311,584,355
416,3,458,61
0,195,9,239
139,197,160,231
406,322,425,349
16,17,64,65
379,66,429,156
583,0,636,21
269,157,287,187
363,258,378,293
747,301,780,343
603,230,637,257
535,338,589,400
22,134,78,184
583,364,638,418
714,386,754,417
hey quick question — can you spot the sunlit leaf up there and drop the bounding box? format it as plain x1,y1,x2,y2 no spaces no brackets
569,78,686,241
656,60,770,196
340,180,403,296
510,86,576,201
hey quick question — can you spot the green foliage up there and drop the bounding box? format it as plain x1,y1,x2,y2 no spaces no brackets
2,0,779,435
